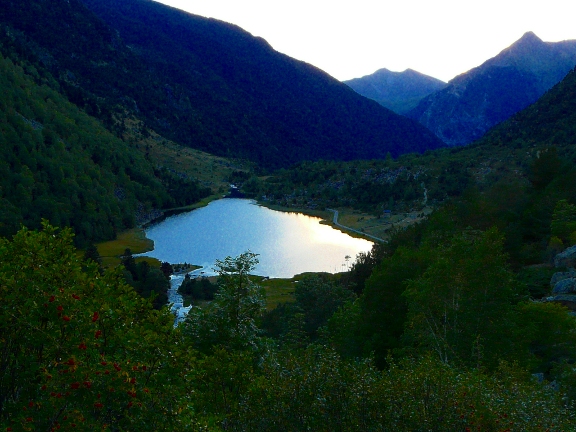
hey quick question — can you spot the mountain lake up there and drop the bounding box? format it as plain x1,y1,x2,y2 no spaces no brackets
140,198,373,279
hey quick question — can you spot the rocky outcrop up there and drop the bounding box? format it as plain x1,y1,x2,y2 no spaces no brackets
550,270,576,288
554,245,576,269
545,253,576,308
552,278,576,294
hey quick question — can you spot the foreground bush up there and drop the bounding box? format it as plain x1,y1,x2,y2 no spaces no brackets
0,223,192,430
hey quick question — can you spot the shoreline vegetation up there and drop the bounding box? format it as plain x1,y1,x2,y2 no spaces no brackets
256,199,432,243
98,196,364,310
97,194,425,273
96,193,226,268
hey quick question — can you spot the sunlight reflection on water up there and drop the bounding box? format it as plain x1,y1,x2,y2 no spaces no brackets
141,199,373,278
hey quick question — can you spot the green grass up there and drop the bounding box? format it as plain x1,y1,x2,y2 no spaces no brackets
257,272,335,310
258,277,296,310
256,201,331,220
96,228,155,268
123,117,251,194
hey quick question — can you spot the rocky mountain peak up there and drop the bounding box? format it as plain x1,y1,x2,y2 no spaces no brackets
516,31,543,45
408,32,576,146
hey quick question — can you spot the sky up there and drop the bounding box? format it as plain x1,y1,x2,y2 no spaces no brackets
155,0,576,83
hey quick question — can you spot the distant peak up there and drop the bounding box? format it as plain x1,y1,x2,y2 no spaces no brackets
517,31,543,44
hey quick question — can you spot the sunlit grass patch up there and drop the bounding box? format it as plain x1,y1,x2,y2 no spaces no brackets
257,272,336,310
96,228,154,268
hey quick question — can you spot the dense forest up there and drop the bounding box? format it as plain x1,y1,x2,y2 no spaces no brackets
0,48,210,246
2,214,576,430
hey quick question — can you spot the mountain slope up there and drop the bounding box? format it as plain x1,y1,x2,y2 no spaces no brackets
408,32,576,146
0,51,210,245
344,68,446,114
475,64,576,149
0,0,444,169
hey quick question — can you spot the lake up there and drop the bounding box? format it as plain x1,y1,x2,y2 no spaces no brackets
141,199,373,278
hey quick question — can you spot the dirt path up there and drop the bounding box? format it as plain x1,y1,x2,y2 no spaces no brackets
326,208,386,243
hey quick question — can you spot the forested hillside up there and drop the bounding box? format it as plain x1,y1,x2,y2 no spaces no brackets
0,51,209,246
0,0,444,169
2,225,575,430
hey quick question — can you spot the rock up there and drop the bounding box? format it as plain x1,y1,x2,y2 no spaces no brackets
554,245,576,269
550,270,576,288
544,294,576,310
552,278,576,294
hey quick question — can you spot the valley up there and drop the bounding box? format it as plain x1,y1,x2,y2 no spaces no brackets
2,0,576,430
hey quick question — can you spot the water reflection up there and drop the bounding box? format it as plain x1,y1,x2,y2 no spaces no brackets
142,199,373,278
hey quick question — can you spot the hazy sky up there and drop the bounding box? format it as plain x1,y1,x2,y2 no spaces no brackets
155,0,576,82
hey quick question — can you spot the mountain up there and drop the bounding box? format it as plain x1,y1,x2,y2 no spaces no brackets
0,0,444,169
344,68,446,114
0,49,210,245
408,32,576,146
475,63,576,149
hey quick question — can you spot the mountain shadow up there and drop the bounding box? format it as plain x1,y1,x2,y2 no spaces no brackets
408,32,576,146
345,68,446,114
0,0,444,169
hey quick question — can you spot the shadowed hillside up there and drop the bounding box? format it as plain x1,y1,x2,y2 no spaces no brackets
345,68,446,114
0,0,444,169
409,32,576,146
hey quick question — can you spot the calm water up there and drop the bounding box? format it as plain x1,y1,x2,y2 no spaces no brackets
141,199,373,278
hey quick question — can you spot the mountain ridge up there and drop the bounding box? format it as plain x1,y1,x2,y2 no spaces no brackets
408,31,576,146
344,67,446,114
0,0,445,169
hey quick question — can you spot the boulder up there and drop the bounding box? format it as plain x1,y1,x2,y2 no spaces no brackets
554,245,576,268
550,270,576,288
552,278,576,294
